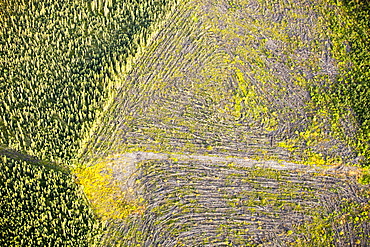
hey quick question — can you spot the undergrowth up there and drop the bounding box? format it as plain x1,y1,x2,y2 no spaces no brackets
318,0,370,166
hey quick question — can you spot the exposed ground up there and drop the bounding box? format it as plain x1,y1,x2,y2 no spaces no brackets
97,154,366,246
92,151,360,205
79,0,357,165
75,0,370,245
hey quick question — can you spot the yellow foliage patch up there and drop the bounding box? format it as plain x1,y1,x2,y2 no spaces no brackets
74,163,145,221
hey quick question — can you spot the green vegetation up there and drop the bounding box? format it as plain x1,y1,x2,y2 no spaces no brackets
1,0,369,245
0,155,99,246
0,0,176,163
310,0,370,165
0,0,178,245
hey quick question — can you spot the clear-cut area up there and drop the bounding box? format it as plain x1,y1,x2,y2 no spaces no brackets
76,0,370,245
1,0,369,245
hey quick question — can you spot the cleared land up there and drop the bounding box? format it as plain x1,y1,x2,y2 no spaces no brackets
80,0,357,165
77,0,370,246
97,155,366,246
